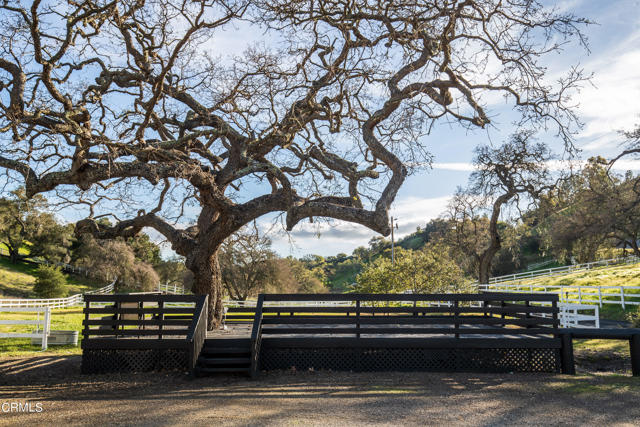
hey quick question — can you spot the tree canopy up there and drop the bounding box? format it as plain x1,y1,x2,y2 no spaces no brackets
0,0,588,326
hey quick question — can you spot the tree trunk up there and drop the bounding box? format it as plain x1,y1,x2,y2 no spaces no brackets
186,248,224,330
8,247,20,264
478,254,492,285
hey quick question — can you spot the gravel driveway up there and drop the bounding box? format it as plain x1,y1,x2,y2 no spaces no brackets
1,355,639,426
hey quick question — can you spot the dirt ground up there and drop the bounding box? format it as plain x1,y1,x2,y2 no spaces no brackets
1,353,639,426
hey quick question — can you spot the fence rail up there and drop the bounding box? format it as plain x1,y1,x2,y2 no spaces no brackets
0,307,51,349
0,281,115,308
485,255,640,285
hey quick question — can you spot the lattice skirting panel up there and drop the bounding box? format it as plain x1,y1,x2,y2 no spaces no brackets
260,347,560,373
82,349,188,374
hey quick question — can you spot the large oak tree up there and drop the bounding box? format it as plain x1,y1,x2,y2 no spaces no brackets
0,0,587,327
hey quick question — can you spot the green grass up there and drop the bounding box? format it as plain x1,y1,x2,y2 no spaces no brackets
547,374,640,394
0,256,102,298
0,308,84,357
574,338,630,353
521,262,640,288
0,242,31,256
508,263,640,320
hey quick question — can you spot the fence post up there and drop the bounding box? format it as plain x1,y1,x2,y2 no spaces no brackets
620,286,625,309
598,287,602,307
42,307,50,350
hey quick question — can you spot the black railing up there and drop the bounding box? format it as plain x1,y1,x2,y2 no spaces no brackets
247,293,560,339
187,295,208,372
250,294,264,379
247,293,563,376
82,293,208,374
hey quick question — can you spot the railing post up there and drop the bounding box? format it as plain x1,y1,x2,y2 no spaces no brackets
356,299,361,338
250,294,265,379
560,332,575,374
159,300,164,340
454,300,460,338
631,334,640,377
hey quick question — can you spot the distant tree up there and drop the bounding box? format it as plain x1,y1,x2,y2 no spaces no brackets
128,234,162,266
33,265,67,298
155,256,189,288
446,133,552,283
538,157,640,261
75,236,159,292
219,224,278,301
354,245,465,294
0,189,73,264
275,257,328,294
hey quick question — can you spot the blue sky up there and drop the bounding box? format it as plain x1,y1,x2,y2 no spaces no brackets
261,0,640,258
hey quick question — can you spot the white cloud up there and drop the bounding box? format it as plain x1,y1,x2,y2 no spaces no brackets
431,162,475,172
576,29,640,151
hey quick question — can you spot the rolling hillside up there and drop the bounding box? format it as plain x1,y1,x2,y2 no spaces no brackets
0,256,102,299
496,262,640,320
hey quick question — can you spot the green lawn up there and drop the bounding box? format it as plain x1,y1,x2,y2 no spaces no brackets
0,308,84,357
502,263,640,321
0,256,103,298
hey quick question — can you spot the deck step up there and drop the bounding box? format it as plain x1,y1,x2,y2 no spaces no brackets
195,366,250,375
204,338,250,347
200,347,251,355
198,356,250,366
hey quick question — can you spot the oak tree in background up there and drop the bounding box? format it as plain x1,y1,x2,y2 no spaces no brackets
353,244,465,294
219,224,278,300
0,189,73,264
74,235,159,292
446,133,553,283
0,0,588,327
538,156,640,261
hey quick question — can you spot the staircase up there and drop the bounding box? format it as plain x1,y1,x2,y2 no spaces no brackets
194,338,251,376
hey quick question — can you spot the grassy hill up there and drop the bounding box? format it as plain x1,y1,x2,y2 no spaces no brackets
502,262,640,321
0,256,102,299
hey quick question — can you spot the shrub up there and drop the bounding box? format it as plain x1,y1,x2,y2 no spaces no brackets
627,309,640,328
33,265,67,298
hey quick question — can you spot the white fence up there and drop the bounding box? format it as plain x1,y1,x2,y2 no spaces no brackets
0,281,115,309
559,303,600,328
479,282,640,308
158,283,187,295
0,307,51,349
486,255,640,285
533,303,600,328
